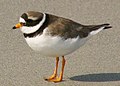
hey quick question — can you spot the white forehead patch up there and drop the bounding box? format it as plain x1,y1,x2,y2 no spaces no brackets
19,17,26,23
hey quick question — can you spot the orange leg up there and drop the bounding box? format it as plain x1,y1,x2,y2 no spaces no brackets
46,56,66,83
45,57,59,81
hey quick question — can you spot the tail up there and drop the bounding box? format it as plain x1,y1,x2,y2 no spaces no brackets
89,23,112,35
102,23,112,29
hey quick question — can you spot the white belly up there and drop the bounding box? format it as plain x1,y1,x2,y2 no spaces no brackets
25,34,87,57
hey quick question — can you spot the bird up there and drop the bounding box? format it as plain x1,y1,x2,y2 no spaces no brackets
13,11,112,83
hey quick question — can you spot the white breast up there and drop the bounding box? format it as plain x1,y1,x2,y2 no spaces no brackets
25,29,87,57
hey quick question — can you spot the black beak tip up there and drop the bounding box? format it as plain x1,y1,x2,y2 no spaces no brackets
12,26,16,29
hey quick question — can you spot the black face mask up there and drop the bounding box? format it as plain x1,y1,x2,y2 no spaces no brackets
24,19,41,27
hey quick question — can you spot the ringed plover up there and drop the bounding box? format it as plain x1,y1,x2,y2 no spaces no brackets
13,11,112,82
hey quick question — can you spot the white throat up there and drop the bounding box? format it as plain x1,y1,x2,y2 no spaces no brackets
20,13,46,34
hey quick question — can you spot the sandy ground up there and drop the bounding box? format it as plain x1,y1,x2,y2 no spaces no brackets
0,0,120,86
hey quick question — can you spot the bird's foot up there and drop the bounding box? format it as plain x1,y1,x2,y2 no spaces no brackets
44,56,65,83
45,76,62,83
44,74,57,81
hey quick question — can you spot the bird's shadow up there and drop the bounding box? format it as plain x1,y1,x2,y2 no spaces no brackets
70,73,120,82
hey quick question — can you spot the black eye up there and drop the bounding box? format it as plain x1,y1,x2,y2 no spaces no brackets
24,19,40,27
20,22,26,26
22,23,26,25
27,19,33,22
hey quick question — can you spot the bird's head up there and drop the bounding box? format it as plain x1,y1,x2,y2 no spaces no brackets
13,11,46,34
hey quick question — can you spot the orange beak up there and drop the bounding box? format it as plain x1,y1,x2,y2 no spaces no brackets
13,23,23,29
